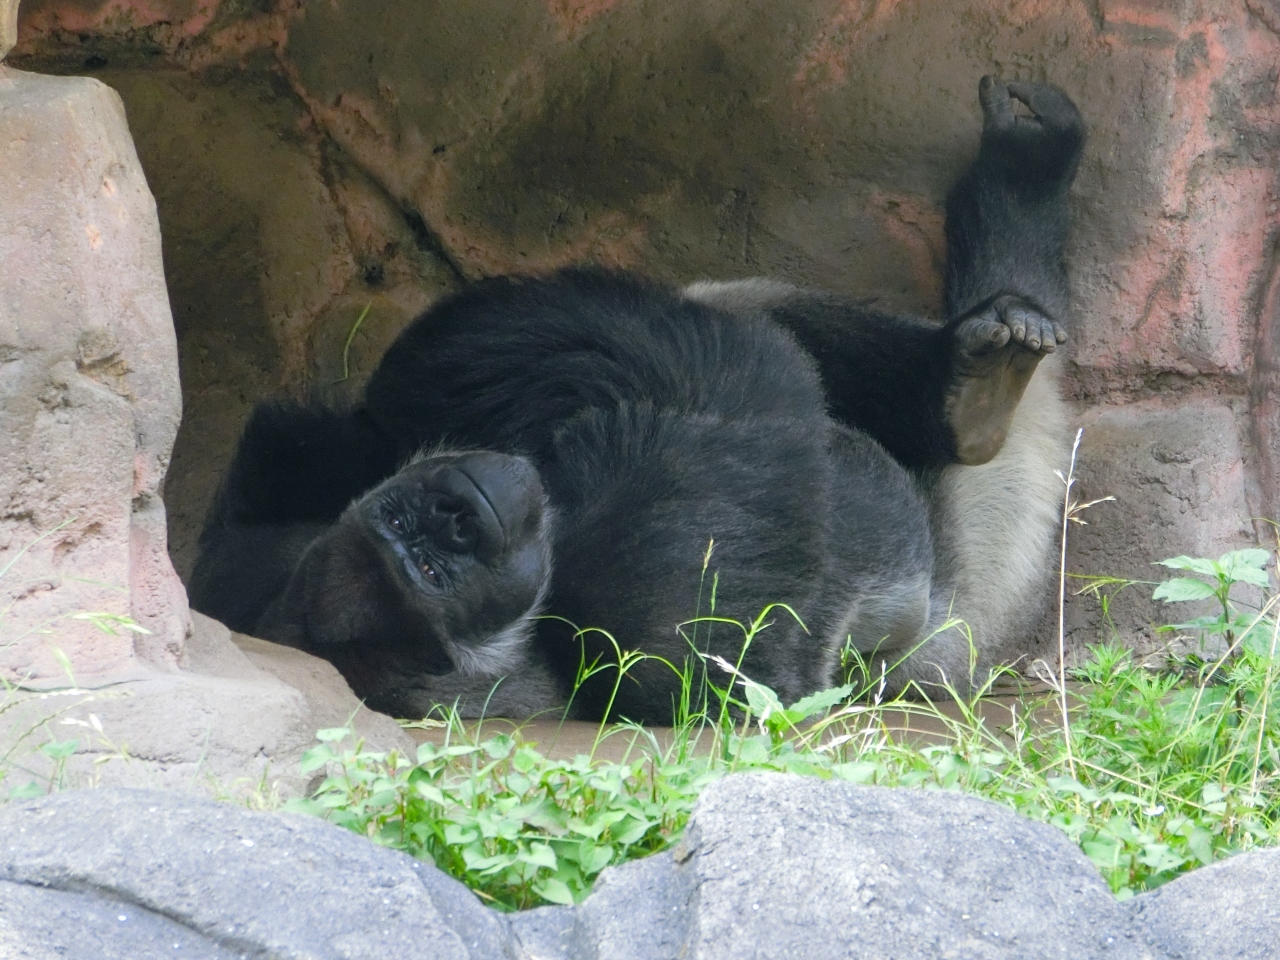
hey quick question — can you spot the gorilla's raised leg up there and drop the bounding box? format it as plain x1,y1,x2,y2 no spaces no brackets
922,77,1085,680
940,77,1083,466
688,78,1084,474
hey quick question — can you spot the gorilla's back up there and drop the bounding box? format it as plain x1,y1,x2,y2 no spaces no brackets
364,268,826,464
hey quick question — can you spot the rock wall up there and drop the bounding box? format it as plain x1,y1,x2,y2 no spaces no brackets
11,0,1280,660
0,64,187,680
0,28,412,791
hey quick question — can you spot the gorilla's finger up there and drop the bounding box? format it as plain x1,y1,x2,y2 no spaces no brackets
1006,81,1084,134
978,75,1015,131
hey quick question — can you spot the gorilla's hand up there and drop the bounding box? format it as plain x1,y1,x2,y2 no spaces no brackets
944,294,1064,465
977,76,1085,189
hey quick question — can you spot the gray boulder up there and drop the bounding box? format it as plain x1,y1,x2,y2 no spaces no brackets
6,775,1280,959
0,788,513,960
1125,846,1280,960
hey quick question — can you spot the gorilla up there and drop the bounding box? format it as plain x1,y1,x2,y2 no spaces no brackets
188,77,1084,724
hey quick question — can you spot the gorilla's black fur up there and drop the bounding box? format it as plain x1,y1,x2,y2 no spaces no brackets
189,78,1085,724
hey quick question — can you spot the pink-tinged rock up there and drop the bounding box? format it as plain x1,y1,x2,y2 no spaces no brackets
1063,399,1258,656
18,0,219,43
0,66,187,683
1253,252,1280,525
1071,13,1280,384
1,0,17,60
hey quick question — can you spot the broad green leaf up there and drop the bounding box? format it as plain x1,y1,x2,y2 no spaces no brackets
40,739,78,761
1082,838,1127,870
1136,844,1185,873
1187,828,1215,865
512,746,542,773
415,742,441,764
533,877,576,906
315,727,351,743
8,781,43,800
743,680,783,721
1201,783,1227,804
833,761,878,784
1153,578,1217,603
1047,777,1101,803
517,843,558,870
444,823,478,846
568,817,604,840
786,684,854,722
1218,548,1270,572
299,747,335,778
612,816,652,846
1155,556,1219,577
1230,566,1270,588
461,848,511,874
734,736,770,765
281,797,324,817
581,843,614,875
482,736,514,760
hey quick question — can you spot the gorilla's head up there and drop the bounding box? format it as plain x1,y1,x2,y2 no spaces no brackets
361,450,553,652
291,449,553,694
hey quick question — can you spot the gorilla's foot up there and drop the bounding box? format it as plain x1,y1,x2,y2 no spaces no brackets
945,294,1065,465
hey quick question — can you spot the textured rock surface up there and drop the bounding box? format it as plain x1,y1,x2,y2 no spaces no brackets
1125,846,1280,960
580,773,1140,960
1067,399,1259,656
0,62,412,796
0,612,413,796
0,65,187,681
0,788,514,960
12,0,1280,661
5,777,1280,959
0,0,16,60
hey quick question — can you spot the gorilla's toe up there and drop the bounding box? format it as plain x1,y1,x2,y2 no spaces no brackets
957,295,1066,362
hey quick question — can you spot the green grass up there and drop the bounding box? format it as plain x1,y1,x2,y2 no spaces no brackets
286,547,1280,909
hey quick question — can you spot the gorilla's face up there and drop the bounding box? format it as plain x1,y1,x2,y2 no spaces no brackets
359,450,553,654
293,449,554,695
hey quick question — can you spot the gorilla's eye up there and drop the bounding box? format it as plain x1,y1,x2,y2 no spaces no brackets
421,563,440,585
386,512,405,533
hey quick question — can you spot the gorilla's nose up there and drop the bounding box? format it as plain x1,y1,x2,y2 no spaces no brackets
426,453,544,560
453,452,545,536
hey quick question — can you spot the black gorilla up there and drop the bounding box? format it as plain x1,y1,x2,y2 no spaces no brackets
188,78,1084,724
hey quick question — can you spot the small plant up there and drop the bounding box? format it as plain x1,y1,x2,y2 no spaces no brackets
1153,548,1274,657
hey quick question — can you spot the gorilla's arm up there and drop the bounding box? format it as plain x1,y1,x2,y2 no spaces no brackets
201,402,400,529
187,402,400,633
708,78,1084,471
